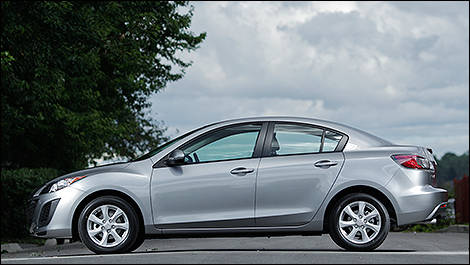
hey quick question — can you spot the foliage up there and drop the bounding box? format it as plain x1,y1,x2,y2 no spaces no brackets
404,218,455,233
0,168,60,238
1,1,206,171
435,151,469,187
440,182,455,199
1,237,46,246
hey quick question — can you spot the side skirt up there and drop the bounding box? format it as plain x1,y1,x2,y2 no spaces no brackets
145,230,323,239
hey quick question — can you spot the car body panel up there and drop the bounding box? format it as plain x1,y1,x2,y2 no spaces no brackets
72,159,155,226
255,152,344,226
151,158,260,228
28,186,82,238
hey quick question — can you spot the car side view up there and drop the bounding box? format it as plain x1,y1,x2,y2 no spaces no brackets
27,117,448,253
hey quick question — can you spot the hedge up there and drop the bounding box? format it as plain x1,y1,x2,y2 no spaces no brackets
1,168,60,238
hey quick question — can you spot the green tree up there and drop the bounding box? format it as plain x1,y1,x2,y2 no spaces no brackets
1,1,205,171
436,151,469,185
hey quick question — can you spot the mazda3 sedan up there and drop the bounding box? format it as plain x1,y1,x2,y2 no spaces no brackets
28,117,448,253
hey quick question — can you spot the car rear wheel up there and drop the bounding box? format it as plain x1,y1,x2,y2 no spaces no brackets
78,196,142,254
329,193,390,251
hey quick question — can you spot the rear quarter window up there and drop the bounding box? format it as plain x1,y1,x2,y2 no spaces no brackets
322,130,343,152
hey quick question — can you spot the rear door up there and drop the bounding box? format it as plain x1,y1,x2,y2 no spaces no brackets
255,122,345,226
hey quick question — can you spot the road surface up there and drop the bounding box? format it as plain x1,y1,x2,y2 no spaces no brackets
1,232,468,264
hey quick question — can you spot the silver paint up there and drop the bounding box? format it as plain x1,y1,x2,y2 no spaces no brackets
27,116,447,240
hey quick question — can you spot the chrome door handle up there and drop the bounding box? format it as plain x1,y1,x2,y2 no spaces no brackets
230,167,255,175
314,160,338,168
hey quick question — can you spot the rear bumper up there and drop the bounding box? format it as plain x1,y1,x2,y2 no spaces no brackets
424,201,448,221
394,185,448,226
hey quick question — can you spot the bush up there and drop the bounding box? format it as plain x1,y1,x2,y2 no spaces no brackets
1,168,60,238
405,218,456,233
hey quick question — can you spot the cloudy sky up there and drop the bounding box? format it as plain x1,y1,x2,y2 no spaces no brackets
151,1,469,158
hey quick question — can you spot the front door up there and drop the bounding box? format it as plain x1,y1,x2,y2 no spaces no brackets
151,123,266,229
255,122,345,226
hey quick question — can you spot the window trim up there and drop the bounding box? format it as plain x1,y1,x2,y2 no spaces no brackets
261,121,349,158
154,122,269,168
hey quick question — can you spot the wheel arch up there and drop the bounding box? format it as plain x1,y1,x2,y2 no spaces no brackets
322,185,397,233
72,189,145,241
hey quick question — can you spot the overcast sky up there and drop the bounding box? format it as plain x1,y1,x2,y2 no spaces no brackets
150,1,469,159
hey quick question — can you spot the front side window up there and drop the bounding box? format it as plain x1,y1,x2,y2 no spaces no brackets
132,123,216,162
182,123,262,163
270,123,323,156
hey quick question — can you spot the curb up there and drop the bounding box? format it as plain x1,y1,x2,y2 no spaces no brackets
1,243,22,254
1,239,74,254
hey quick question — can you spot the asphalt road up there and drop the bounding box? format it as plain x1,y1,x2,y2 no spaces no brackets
1,232,468,264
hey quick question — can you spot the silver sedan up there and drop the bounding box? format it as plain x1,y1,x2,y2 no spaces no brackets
27,117,448,253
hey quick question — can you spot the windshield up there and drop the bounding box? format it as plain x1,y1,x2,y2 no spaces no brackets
131,122,219,162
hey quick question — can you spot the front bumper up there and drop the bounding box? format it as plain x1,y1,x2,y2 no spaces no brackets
27,186,84,238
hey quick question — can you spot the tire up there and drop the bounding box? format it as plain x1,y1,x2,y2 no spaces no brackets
78,196,142,254
128,231,145,252
328,193,390,251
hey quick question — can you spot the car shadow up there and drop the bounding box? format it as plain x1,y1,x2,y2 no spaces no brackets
134,248,417,254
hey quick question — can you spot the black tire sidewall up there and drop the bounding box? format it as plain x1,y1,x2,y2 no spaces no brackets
129,231,145,252
78,196,140,254
329,193,390,251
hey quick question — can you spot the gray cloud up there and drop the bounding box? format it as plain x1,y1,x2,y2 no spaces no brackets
151,1,469,158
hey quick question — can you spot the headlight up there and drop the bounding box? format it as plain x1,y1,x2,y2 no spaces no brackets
49,176,87,193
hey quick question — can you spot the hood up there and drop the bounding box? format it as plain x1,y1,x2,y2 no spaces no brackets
35,161,131,196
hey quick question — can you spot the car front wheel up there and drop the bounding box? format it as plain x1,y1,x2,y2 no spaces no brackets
329,193,390,251
78,196,141,254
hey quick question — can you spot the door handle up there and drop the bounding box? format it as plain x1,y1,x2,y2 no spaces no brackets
314,160,338,168
230,167,255,175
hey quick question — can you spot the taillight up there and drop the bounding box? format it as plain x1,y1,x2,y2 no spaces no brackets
391,154,431,169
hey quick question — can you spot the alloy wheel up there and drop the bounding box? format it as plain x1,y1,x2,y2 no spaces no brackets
86,204,129,248
338,200,382,244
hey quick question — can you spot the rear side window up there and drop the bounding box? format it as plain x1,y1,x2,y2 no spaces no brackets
268,123,344,156
270,124,323,156
322,130,343,152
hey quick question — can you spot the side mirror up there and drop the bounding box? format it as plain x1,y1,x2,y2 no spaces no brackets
166,149,185,166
